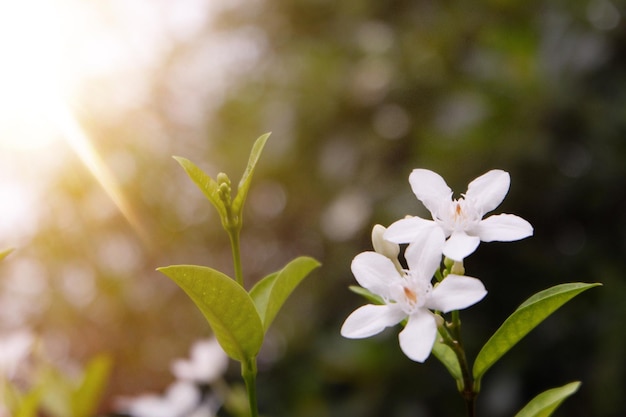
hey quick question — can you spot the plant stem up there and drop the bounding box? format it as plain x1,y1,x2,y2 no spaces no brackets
228,227,244,287
242,358,259,417
445,311,478,417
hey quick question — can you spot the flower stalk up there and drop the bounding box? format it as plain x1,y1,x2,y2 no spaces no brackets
439,312,477,417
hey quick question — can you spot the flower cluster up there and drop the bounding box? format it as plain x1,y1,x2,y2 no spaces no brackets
341,169,533,362
117,338,229,417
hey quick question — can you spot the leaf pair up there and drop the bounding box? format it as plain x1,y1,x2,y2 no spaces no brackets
158,256,320,364
173,133,270,232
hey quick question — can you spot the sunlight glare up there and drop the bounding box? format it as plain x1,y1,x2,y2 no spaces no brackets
0,0,150,245
52,105,151,246
0,0,67,151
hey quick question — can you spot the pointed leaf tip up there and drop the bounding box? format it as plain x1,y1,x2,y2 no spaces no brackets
250,256,320,331
473,283,601,384
233,133,271,213
0,248,14,262
173,156,227,220
514,381,581,417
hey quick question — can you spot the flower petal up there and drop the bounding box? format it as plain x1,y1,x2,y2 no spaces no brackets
408,169,453,216
465,170,510,215
351,251,400,297
171,338,229,383
476,214,534,242
384,216,437,244
341,304,406,339
404,227,445,280
398,310,438,362
426,274,487,313
443,232,481,261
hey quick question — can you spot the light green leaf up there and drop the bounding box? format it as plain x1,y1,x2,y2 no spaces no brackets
71,354,112,417
158,265,264,362
248,271,279,322
473,283,601,386
14,388,42,417
348,285,384,305
0,248,14,262
514,381,581,417
249,256,320,331
173,156,227,220
38,367,73,417
431,341,463,390
232,133,270,214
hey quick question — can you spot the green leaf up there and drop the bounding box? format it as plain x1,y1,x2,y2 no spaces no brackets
514,381,581,417
71,354,112,417
249,256,320,331
158,265,264,362
348,285,384,305
248,271,279,322
0,248,14,262
232,133,270,214
14,388,42,417
431,341,463,390
173,156,227,220
473,283,601,385
38,367,74,417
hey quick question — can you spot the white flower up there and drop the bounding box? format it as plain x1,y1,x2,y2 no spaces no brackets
0,329,34,379
385,169,533,261
120,381,202,417
171,338,229,384
341,228,487,362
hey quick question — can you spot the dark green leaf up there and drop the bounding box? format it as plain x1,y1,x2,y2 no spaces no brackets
514,381,581,417
473,283,601,386
158,265,264,362
249,256,320,331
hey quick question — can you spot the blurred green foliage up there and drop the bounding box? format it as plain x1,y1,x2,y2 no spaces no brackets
1,0,625,416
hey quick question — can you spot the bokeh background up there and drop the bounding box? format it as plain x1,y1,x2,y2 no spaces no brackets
1,0,625,416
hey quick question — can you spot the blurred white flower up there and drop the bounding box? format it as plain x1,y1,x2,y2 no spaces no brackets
120,381,201,417
385,169,533,261
0,329,34,378
171,338,229,384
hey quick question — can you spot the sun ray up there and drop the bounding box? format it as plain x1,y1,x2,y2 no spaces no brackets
51,104,152,247
0,0,154,248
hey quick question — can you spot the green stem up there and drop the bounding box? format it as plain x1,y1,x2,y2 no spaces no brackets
242,358,259,417
442,311,478,417
228,227,244,287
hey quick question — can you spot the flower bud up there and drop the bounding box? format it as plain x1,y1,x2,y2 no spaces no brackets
217,172,231,187
371,224,400,260
218,181,232,205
